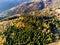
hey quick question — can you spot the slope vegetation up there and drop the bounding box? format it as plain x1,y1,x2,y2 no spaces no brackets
0,8,60,45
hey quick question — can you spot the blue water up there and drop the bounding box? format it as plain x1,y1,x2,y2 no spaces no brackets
0,0,30,13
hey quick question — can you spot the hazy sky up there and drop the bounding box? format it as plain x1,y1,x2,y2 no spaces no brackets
31,0,41,2
0,0,30,3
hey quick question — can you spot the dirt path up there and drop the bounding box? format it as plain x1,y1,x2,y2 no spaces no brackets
48,40,60,45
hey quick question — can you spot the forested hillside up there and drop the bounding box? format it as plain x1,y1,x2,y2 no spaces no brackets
0,8,60,45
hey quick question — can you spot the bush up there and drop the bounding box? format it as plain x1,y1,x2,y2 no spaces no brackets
3,15,60,45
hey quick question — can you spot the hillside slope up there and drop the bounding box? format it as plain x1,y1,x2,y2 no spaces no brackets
0,8,60,45
0,1,45,20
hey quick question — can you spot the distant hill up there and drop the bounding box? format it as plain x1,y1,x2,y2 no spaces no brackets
0,1,45,19
0,0,60,20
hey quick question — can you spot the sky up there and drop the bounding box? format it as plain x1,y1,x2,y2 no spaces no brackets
31,0,41,2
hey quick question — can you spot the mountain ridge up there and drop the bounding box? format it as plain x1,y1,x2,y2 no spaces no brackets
0,1,45,18
0,0,60,20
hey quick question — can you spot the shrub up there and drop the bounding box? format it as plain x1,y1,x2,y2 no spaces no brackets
3,15,60,45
